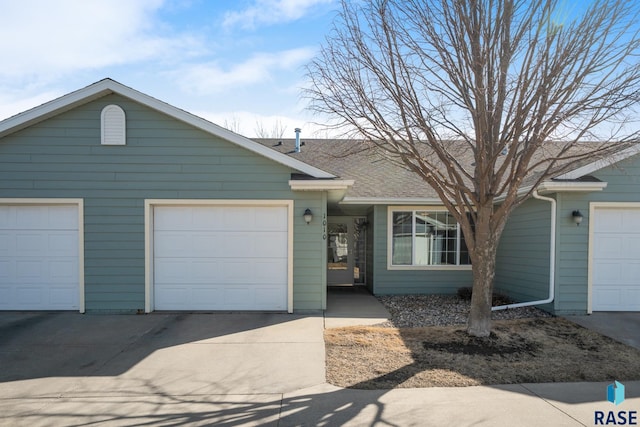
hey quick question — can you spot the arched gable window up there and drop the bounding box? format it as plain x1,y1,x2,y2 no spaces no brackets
101,105,126,145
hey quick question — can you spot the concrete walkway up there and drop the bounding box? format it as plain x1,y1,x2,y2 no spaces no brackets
1,293,639,426
324,286,391,328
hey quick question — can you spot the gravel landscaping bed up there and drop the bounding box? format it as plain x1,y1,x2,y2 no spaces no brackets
376,294,552,328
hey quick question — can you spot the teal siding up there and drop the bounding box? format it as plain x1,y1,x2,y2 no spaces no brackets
553,153,640,315
495,197,553,309
497,153,640,315
371,205,472,294
0,94,325,312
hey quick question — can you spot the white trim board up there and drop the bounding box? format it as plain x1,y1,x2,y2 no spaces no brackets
0,198,85,313
0,79,335,179
144,199,294,313
385,206,473,271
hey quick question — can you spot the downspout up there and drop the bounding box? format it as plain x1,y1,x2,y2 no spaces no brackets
492,190,556,311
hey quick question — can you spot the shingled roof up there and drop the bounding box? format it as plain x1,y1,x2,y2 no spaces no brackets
256,138,445,200
256,138,638,201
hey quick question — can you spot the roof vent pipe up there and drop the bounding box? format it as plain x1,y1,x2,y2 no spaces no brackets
295,128,301,153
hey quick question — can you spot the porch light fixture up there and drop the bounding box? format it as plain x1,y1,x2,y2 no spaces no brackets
572,210,583,226
303,208,313,224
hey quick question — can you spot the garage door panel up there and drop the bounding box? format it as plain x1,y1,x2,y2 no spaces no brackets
155,286,191,308
593,236,622,258
223,208,255,229
50,286,77,305
221,260,252,282
16,260,43,281
623,235,640,253
254,287,287,309
253,231,288,253
257,207,288,230
592,207,640,311
0,204,80,311
153,205,288,311
255,259,288,282
48,232,78,255
594,210,623,232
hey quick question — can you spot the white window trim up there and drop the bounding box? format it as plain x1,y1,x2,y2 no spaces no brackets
387,206,472,271
0,198,85,313
144,199,294,313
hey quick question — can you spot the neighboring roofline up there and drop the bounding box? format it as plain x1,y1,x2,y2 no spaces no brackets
289,179,354,191
0,78,335,179
555,144,640,180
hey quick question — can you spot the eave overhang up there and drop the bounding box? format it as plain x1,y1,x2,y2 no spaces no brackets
288,179,354,191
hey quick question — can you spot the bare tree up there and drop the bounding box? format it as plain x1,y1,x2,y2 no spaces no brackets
223,116,243,134
306,0,640,336
254,119,288,139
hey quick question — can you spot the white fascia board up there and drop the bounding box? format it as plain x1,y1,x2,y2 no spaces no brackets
495,181,607,203
0,80,114,138
289,179,354,191
537,181,608,193
555,144,640,180
0,79,335,179
340,197,443,205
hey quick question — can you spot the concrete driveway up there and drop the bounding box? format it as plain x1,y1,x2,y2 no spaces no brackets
564,312,640,350
0,311,325,425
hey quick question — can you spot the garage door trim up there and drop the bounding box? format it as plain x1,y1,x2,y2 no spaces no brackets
144,199,294,313
588,202,640,313
0,198,85,313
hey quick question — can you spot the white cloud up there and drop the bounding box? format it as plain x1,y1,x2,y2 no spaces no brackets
223,0,334,30
176,47,315,94
0,90,63,121
0,0,202,84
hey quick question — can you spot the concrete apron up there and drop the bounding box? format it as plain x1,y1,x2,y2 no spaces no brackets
0,312,325,401
564,312,640,350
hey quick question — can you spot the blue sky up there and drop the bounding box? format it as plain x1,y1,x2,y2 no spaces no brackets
0,0,338,137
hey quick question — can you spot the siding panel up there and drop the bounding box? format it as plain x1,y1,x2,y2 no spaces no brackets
495,197,552,304
0,94,326,311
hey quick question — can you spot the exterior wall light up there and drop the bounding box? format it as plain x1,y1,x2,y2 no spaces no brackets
572,210,583,226
303,208,313,224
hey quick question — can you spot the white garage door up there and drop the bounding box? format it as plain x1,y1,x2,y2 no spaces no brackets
592,207,640,311
0,205,80,310
153,205,289,311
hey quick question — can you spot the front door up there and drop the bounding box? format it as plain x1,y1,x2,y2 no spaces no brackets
327,217,367,286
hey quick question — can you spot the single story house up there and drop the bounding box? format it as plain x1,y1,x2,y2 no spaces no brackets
0,79,638,315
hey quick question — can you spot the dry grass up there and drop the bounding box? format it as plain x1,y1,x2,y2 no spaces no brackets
325,317,640,389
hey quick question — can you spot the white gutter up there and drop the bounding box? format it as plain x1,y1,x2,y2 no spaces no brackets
289,179,354,191
340,197,443,205
492,190,556,311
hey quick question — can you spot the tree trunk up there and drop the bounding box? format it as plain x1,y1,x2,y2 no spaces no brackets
466,205,500,337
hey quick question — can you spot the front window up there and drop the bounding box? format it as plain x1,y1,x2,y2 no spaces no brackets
390,209,471,267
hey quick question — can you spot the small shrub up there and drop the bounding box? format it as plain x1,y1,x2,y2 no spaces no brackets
457,287,473,300
457,287,513,306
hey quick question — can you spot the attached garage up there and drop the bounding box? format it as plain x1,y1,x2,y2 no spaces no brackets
148,201,293,312
590,204,640,311
0,202,82,311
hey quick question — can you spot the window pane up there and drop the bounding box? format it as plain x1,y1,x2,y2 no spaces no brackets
392,212,412,265
391,209,472,266
328,223,348,270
